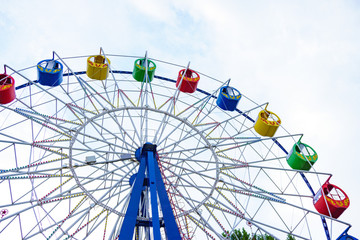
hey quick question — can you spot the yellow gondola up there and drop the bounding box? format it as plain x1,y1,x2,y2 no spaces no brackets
86,55,110,80
253,104,281,137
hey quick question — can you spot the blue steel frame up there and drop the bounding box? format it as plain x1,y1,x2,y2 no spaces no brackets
13,69,352,239
336,226,358,240
118,143,181,240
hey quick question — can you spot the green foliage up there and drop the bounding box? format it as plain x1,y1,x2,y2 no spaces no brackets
286,234,296,240
222,228,296,240
254,233,275,240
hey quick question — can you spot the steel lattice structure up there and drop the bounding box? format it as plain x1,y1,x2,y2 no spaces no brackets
0,50,355,240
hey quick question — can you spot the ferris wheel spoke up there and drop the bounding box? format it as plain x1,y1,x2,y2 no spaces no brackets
65,208,108,240
31,166,124,206
24,198,80,240
161,147,213,177
90,165,136,205
5,65,77,113
65,102,96,123
160,155,220,165
32,196,88,240
185,215,218,240
247,142,310,198
79,76,116,110
160,166,215,202
214,134,300,158
70,133,133,174
71,128,130,154
100,78,115,108
170,62,190,111
156,100,213,147
54,82,98,123
137,54,153,144
107,62,143,111
10,106,74,140
85,117,133,157
152,62,192,144
157,124,214,152
0,106,72,146
100,48,129,108
191,97,218,127
159,144,210,155
70,164,133,192
53,206,93,240
107,214,121,240
54,52,115,111
290,211,312,239
152,113,173,145
162,161,216,186
219,169,286,201
58,87,91,123
123,109,142,144
190,79,231,124
108,111,140,149
155,114,189,147
174,91,210,118
188,203,234,240
81,210,109,240
205,102,268,141
245,200,315,239
0,132,33,147
203,201,231,237
136,53,150,107
164,180,224,239
269,201,295,233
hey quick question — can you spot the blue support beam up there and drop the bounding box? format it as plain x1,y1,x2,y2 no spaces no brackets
118,143,182,240
147,150,161,240
118,156,147,240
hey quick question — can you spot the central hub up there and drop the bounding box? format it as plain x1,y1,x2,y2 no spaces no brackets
68,107,219,218
135,143,157,162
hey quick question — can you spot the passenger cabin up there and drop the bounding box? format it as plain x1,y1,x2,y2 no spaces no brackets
287,140,318,170
176,69,200,93
0,73,16,104
313,179,350,219
132,58,156,82
216,86,241,111
86,55,110,80
253,105,281,137
37,59,63,86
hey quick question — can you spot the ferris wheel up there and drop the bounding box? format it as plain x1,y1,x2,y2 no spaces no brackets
0,49,356,240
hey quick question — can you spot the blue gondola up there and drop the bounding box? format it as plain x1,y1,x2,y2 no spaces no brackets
37,59,63,86
216,86,241,111
336,227,358,240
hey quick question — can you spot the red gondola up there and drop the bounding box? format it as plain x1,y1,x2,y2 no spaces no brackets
0,73,16,104
176,69,200,93
313,177,350,219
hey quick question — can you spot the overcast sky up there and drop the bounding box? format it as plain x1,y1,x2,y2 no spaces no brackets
1,0,359,238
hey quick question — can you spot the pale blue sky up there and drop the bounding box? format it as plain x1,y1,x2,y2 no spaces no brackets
1,0,359,238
